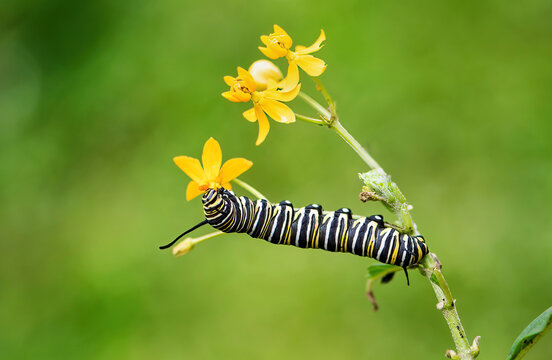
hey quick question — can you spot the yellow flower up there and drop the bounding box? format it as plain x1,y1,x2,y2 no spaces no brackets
174,137,253,200
259,24,326,77
222,67,301,145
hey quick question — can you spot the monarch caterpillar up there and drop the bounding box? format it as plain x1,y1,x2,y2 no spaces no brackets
161,188,428,284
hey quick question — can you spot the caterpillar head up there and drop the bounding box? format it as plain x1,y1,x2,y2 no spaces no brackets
202,187,220,203
159,187,232,250
414,235,429,258
202,187,231,218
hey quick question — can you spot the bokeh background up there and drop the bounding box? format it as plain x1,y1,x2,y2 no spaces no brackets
2,0,551,359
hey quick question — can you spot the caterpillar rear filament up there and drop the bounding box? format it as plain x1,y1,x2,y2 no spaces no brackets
161,188,429,284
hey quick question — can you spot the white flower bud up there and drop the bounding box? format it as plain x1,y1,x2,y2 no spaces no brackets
248,60,283,90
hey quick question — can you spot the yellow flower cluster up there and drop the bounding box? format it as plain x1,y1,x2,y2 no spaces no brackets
222,67,301,145
259,25,326,77
223,24,326,146
175,25,327,200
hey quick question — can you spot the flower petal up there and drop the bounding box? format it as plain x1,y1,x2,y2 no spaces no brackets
237,67,257,92
235,91,252,102
263,83,301,102
186,181,204,201
258,46,281,60
202,137,222,181
254,104,270,145
221,91,235,101
260,35,270,46
295,29,326,55
222,90,250,102
224,76,236,86
294,55,326,77
243,107,257,122
266,78,279,90
220,158,253,184
260,99,296,124
277,61,299,92
174,156,205,183
273,24,292,48
222,182,232,191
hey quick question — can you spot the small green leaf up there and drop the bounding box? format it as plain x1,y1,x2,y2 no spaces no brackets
430,273,439,286
366,264,398,279
366,264,402,311
506,306,552,360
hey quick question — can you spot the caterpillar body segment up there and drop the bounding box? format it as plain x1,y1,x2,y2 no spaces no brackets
202,188,428,278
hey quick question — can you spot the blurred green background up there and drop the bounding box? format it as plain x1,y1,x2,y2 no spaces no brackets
2,0,551,358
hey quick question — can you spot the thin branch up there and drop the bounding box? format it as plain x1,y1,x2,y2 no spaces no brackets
296,113,326,125
173,230,224,257
331,120,383,170
298,92,331,119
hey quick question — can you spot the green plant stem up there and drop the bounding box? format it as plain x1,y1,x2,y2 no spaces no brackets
298,92,331,118
299,80,479,359
172,230,225,257
312,77,337,118
233,178,267,200
332,120,383,170
193,231,224,244
421,254,477,360
298,92,382,170
296,113,325,125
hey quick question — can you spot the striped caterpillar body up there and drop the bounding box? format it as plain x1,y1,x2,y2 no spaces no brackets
201,188,428,283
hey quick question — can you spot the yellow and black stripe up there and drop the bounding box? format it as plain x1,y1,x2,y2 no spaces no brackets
202,188,428,283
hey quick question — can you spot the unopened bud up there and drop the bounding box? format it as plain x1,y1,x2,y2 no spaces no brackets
248,60,283,90
173,238,195,257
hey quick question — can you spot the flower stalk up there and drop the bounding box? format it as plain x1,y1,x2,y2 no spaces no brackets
172,231,224,257
331,120,383,171
298,89,382,171
233,178,267,200
295,113,325,125
298,92,331,119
